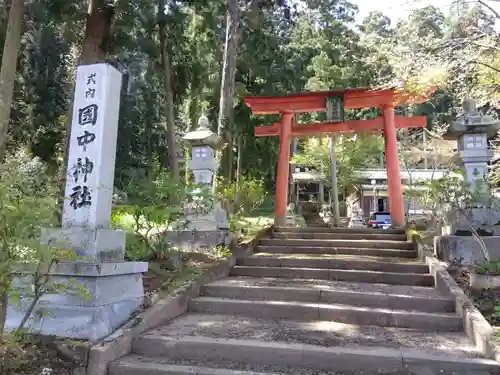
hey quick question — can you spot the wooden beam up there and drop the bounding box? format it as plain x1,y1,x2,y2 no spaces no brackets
245,91,394,114
254,116,427,137
244,88,434,115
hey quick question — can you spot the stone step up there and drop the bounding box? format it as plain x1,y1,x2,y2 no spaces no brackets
139,314,481,359
188,298,461,331
272,231,408,241
111,354,497,375
110,355,282,375
256,245,417,258
259,238,414,250
276,226,406,235
131,315,494,371
202,277,454,313
230,266,434,286
239,253,429,273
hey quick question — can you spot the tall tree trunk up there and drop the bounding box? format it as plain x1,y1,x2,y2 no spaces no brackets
80,0,115,65
57,0,116,223
235,134,242,208
159,0,179,180
214,0,240,191
0,0,25,161
0,286,8,340
226,134,234,179
187,8,199,130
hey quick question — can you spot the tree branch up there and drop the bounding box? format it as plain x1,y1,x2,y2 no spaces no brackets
469,58,500,73
477,0,500,21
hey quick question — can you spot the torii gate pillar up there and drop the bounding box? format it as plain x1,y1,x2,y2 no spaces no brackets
275,111,294,226
382,105,405,226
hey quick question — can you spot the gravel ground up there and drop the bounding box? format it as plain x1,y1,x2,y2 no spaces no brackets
146,314,481,358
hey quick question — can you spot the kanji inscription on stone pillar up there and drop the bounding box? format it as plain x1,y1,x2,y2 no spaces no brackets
62,64,122,229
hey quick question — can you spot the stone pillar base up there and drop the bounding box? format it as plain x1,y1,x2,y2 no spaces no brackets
166,229,233,252
285,215,296,226
41,227,126,262
7,261,147,341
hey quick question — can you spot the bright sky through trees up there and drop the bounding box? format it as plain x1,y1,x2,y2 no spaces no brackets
351,0,500,23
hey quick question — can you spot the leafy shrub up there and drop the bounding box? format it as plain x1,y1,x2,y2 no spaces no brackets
217,175,267,216
0,149,80,338
112,167,213,266
112,168,184,260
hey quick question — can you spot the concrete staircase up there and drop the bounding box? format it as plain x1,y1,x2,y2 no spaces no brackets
302,210,330,228
110,227,499,375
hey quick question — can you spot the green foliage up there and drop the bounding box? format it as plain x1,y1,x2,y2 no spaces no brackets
494,304,500,320
417,175,466,212
291,135,384,192
149,261,204,295
0,149,85,338
2,0,499,196
229,215,273,241
474,259,500,276
415,172,498,216
113,165,215,262
217,175,267,216
214,245,232,259
0,331,81,374
113,168,186,261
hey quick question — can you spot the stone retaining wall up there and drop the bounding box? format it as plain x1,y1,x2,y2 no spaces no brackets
411,234,500,362
434,235,500,265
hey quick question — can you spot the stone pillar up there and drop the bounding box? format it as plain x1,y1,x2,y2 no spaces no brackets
382,105,405,227
275,111,294,226
318,182,325,205
7,64,147,341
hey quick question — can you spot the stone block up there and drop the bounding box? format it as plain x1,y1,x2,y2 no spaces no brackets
41,227,126,262
285,214,296,226
176,202,229,231
390,310,462,331
165,229,232,252
435,235,500,265
6,261,147,341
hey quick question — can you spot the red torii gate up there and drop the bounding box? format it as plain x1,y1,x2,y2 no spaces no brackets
244,88,430,227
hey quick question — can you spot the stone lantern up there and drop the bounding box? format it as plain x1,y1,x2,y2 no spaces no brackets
449,98,500,191
179,115,228,233
183,115,219,186
444,97,500,236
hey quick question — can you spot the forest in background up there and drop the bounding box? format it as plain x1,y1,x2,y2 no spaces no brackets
0,0,498,195
2,2,500,371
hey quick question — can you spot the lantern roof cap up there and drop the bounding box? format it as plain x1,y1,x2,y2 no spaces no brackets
182,114,219,146
447,97,500,138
